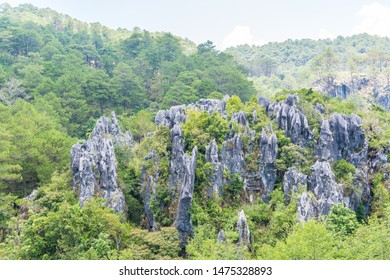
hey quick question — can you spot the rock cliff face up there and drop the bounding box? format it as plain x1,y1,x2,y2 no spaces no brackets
316,113,367,165
283,167,307,203
259,128,278,198
168,124,186,194
221,134,245,180
260,94,313,147
237,210,250,245
140,150,159,231
155,105,186,129
175,146,198,247
297,161,343,221
70,112,131,213
314,76,369,99
187,96,228,115
205,139,223,197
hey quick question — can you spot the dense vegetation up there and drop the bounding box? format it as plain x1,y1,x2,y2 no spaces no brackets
225,34,390,97
1,4,390,260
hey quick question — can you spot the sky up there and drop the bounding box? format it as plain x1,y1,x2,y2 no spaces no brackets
1,0,390,50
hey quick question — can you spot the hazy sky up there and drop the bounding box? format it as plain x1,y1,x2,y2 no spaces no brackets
2,0,390,49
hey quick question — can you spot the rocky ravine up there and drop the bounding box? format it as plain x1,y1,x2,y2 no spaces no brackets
70,94,386,246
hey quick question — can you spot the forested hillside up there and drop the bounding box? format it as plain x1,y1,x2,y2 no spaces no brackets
226,35,390,106
1,4,390,260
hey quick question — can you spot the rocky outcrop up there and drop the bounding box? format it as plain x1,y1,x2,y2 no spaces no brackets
261,94,313,147
175,146,198,247
70,113,129,213
143,175,158,231
297,192,317,222
316,113,367,165
205,139,223,197
231,111,251,134
155,105,186,128
283,167,307,203
314,76,369,99
187,95,229,115
297,161,343,221
168,124,185,194
24,189,37,203
344,167,371,213
217,230,226,243
368,149,388,175
259,128,278,198
221,134,245,181
237,210,250,245
140,150,159,231
377,94,390,111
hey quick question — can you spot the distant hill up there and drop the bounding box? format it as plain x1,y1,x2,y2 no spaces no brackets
226,34,390,109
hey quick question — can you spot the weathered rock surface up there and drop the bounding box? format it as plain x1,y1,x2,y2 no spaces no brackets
344,166,371,213
377,94,390,111
283,167,307,203
217,230,226,243
140,150,159,231
368,149,388,175
231,111,251,134
175,146,198,247
314,76,369,99
261,94,313,147
259,128,278,198
187,95,229,115
205,139,223,197
221,134,245,181
155,105,186,128
24,189,37,202
308,161,343,216
237,210,250,245
297,192,317,222
316,113,367,165
168,124,185,194
71,113,129,213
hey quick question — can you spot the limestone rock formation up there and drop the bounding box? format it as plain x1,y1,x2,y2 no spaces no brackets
221,134,245,181
261,94,313,147
259,128,278,198
140,150,159,231
297,192,317,222
155,105,186,128
70,113,129,213
283,167,307,203
308,161,343,215
217,230,226,243
231,111,251,134
187,95,229,115
168,124,186,194
205,139,223,197
237,210,250,245
175,146,198,247
316,113,367,165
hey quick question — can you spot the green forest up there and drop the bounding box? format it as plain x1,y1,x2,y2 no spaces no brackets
1,4,390,260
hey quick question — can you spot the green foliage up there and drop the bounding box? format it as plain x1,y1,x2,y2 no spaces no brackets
260,220,337,260
186,225,241,259
128,227,181,260
182,110,229,152
325,204,359,237
332,159,356,191
119,110,156,142
226,95,243,115
223,174,243,201
0,101,75,196
275,143,315,175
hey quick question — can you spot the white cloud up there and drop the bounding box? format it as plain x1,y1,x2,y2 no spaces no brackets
221,25,265,50
353,2,390,37
317,29,336,40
